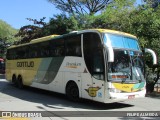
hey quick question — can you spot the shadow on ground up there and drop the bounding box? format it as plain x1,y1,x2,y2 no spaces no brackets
146,92,160,99
0,77,133,111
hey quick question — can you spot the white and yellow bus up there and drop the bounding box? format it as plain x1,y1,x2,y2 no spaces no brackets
5,29,157,103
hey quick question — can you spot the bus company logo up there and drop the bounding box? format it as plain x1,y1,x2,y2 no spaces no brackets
17,61,34,67
85,87,101,97
66,62,81,68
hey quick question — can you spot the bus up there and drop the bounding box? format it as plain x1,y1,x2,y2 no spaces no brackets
0,58,5,74
5,29,157,103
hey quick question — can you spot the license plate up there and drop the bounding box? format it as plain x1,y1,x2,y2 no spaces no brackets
128,95,135,99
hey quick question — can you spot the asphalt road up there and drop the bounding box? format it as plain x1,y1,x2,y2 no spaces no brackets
0,74,160,120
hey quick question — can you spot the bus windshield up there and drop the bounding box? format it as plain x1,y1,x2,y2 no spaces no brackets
104,33,140,50
108,50,145,82
104,33,144,82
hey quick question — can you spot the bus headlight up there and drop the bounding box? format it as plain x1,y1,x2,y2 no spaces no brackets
109,88,122,93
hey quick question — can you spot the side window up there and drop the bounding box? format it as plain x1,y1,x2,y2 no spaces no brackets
83,32,104,80
15,46,27,59
8,48,15,59
50,38,65,57
6,49,12,60
29,44,40,58
39,41,50,57
66,35,81,57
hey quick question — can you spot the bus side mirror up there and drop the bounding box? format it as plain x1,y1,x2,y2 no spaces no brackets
145,48,157,65
104,35,114,62
106,47,114,62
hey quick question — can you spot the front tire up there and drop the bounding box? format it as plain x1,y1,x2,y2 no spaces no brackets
66,82,79,101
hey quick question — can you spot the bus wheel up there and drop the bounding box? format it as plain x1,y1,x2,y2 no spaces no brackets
17,76,23,89
12,75,17,87
66,82,79,101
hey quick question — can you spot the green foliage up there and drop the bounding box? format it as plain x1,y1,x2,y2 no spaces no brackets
79,0,136,29
15,15,80,43
0,19,18,43
0,19,18,58
47,14,79,35
15,17,48,43
128,6,160,61
143,0,160,8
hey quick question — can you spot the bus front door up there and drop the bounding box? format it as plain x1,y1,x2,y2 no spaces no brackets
81,49,105,102
81,70,105,102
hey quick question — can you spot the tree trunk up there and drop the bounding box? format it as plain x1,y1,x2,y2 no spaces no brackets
146,82,155,94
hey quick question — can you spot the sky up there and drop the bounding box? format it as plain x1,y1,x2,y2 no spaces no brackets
0,0,60,29
0,0,142,29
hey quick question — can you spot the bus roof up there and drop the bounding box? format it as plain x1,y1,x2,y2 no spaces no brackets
30,34,59,43
77,29,137,39
9,34,59,49
8,29,137,49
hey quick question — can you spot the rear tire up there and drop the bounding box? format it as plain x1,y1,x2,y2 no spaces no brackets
66,82,79,101
17,76,23,89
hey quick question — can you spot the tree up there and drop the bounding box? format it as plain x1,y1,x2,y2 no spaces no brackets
0,19,18,58
15,17,48,44
85,0,136,30
15,15,80,44
0,20,18,42
143,0,160,8
47,0,112,16
46,14,79,34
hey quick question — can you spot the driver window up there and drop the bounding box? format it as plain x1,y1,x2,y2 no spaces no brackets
110,50,130,72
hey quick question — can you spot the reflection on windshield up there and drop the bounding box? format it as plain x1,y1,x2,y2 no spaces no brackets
108,49,145,82
111,51,130,72
104,33,140,50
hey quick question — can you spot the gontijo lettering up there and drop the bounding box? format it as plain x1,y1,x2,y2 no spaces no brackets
17,61,34,67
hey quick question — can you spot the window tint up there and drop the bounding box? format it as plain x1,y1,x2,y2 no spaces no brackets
50,39,65,57
6,34,81,60
105,34,140,50
28,44,40,58
66,35,81,57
